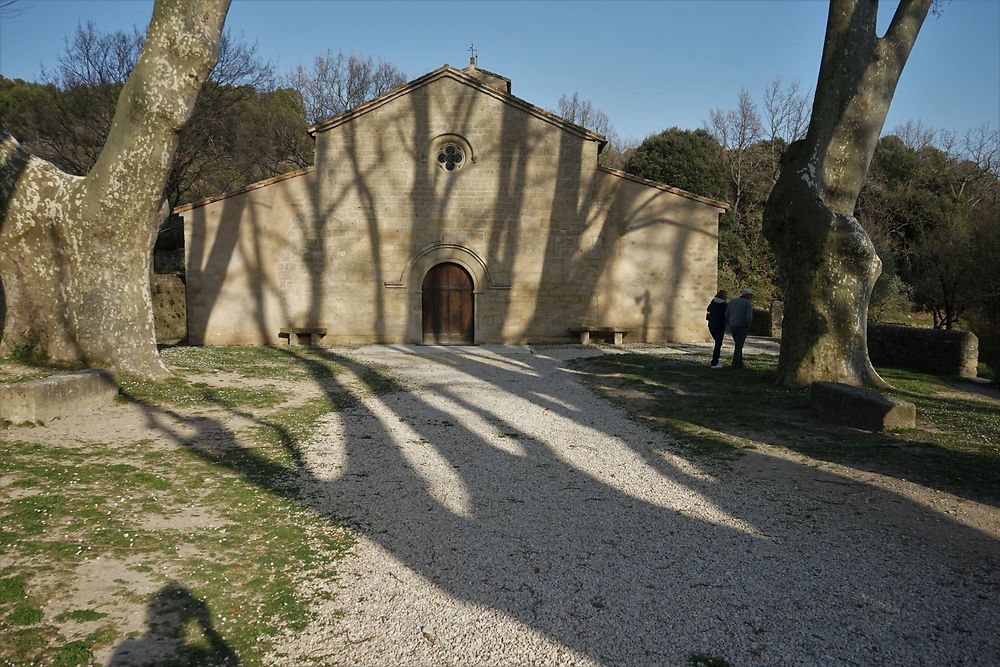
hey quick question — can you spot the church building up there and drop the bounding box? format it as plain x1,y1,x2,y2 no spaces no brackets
175,60,727,347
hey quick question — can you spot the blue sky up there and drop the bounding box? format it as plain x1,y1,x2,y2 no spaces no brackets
1,0,998,142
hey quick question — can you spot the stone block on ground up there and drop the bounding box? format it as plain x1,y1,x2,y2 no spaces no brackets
0,369,118,423
810,381,916,432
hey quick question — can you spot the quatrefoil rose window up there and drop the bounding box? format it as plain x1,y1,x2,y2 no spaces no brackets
436,143,465,171
429,135,472,174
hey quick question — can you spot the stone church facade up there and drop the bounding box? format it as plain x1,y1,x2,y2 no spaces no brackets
176,62,727,346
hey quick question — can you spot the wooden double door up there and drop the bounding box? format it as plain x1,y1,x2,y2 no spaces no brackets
421,263,474,344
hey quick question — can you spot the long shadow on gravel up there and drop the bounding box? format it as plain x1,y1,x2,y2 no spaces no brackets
136,348,1000,665
569,353,1000,504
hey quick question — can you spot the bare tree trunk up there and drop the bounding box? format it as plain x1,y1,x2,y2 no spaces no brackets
0,0,230,378
763,0,931,387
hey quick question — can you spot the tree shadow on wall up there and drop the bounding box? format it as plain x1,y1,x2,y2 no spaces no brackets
182,66,718,351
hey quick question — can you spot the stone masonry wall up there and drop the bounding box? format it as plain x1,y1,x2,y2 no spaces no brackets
182,71,722,346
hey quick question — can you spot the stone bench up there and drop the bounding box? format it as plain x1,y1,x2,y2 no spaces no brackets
0,369,118,424
569,326,633,346
810,381,916,432
279,327,327,347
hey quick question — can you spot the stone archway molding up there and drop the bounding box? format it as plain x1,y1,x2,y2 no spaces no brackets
385,243,511,291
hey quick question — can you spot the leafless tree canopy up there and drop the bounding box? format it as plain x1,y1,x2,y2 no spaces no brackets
285,50,408,125
555,92,633,168
23,22,284,204
708,77,810,180
557,92,613,137
44,22,273,91
892,119,937,152
46,21,142,86
762,77,810,146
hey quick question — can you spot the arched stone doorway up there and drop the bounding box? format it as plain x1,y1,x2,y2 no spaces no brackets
421,262,474,344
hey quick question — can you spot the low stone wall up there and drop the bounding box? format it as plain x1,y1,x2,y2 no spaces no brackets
153,274,187,344
867,324,979,378
0,370,118,423
749,301,783,338
810,381,916,432
762,308,978,377
750,309,772,337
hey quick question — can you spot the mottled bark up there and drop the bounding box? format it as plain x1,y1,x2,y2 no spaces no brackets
763,0,931,387
0,0,230,378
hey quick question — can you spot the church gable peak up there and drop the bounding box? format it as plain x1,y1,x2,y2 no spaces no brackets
307,63,605,149
461,61,511,94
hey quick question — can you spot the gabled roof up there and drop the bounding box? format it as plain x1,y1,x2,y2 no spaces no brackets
307,64,608,150
598,166,730,211
172,166,315,214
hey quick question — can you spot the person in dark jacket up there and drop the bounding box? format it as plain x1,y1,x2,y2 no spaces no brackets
706,290,728,368
726,288,754,369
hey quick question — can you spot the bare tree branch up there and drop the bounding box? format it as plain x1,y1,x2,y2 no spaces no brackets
285,50,407,125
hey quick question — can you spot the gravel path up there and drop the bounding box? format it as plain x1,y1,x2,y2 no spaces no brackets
275,345,1000,666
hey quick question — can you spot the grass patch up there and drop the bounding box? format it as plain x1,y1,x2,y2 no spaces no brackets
978,362,995,382
7,603,44,625
350,362,408,397
0,347,397,664
1,431,357,662
9,342,49,365
2,343,88,372
51,641,94,666
162,345,347,382
3,627,52,663
0,576,27,603
248,396,348,468
55,608,108,622
119,375,288,409
571,353,1000,499
0,369,52,385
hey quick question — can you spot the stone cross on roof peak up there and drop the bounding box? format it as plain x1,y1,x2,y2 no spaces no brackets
468,43,478,67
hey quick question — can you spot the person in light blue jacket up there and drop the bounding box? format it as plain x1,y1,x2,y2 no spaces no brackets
726,288,754,369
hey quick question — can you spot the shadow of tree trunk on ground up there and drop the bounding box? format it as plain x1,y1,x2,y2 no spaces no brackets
125,347,1000,664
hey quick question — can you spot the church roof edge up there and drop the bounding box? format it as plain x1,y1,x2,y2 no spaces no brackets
172,166,316,214
597,166,731,210
307,65,607,148
462,63,511,93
